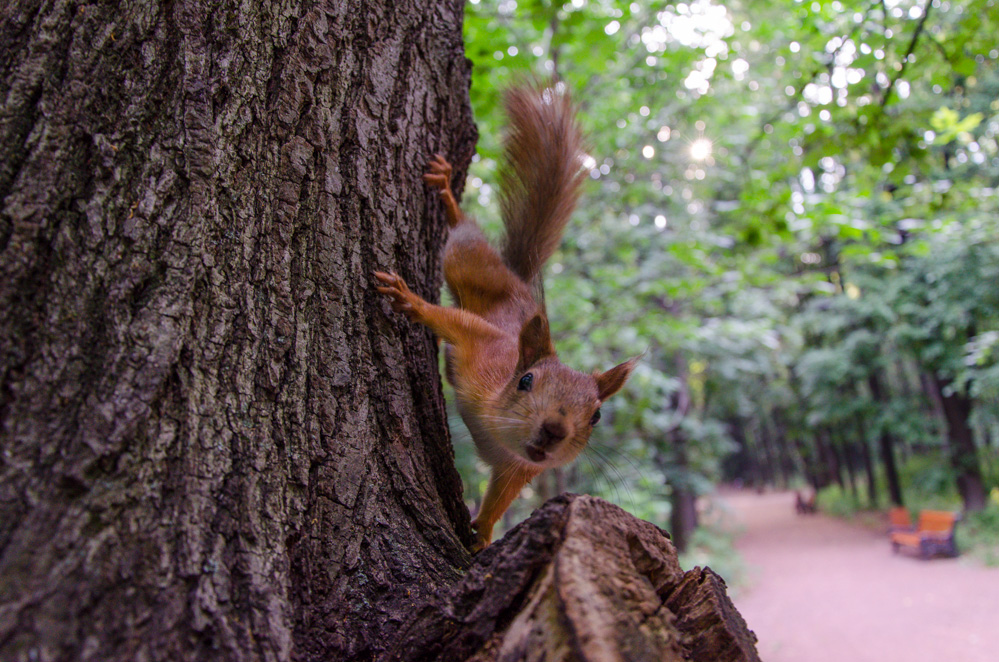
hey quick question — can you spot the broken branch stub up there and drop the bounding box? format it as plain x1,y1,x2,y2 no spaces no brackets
388,494,760,662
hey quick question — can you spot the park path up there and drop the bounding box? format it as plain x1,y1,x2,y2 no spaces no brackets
722,490,999,662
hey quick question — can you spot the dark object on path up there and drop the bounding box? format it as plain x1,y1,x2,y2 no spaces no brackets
795,491,817,514
890,510,960,559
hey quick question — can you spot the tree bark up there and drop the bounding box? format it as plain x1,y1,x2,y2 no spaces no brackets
1,1,476,660
389,495,760,662
0,1,761,660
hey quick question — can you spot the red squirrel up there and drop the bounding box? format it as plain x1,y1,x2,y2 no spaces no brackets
376,80,637,551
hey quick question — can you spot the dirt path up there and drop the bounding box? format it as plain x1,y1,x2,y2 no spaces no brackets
723,490,999,662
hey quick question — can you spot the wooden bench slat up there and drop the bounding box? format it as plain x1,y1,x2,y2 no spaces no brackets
889,509,959,559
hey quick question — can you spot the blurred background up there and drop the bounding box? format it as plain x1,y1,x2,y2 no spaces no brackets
448,0,999,648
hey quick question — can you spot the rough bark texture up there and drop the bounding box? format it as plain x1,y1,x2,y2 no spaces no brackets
1,1,476,660
388,495,760,662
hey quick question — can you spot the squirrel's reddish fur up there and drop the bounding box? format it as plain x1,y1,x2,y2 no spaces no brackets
376,80,637,551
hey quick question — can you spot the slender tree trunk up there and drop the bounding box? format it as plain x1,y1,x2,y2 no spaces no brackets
920,370,948,443
868,374,904,506
670,437,698,554
855,418,879,508
666,353,697,553
771,410,800,484
724,417,757,487
817,429,843,490
753,423,773,487
935,376,987,512
847,442,861,502
761,414,788,489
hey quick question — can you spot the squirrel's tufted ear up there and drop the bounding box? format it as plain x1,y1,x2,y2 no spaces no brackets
516,314,556,372
595,356,639,401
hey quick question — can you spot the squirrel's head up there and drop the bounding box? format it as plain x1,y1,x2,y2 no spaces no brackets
489,314,638,469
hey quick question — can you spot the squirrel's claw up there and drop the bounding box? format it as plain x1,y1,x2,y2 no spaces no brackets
424,154,453,190
374,271,420,318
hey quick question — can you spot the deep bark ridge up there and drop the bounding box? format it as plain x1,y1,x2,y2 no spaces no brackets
390,495,760,662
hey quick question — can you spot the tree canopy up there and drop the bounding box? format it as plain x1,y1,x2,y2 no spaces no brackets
456,0,999,554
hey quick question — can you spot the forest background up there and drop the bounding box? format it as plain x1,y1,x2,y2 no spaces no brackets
453,0,999,570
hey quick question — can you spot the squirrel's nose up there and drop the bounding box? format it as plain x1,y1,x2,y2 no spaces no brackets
539,420,567,446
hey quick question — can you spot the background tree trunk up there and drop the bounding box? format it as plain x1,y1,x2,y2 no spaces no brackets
868,374,904,507
1,1,476,660
0,1,760,661
934,376,987,512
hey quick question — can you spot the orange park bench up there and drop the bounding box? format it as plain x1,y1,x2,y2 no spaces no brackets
890,510,960,559
888,507,914,533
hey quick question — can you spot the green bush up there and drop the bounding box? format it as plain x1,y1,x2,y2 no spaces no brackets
816,482,875,518
679,519,746,593
961,491,999,567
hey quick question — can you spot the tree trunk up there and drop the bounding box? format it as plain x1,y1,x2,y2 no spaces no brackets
724,418,758,487
817,429,843,490
770,410,800,486
934,376,987,512
1,1,476,659
669,438,699,554
867,374,904,507
760,415,788,489
0,1,760,660
836,434,858,503
854,418,879,508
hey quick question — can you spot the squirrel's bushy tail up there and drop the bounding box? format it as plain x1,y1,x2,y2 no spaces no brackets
499,80,587,283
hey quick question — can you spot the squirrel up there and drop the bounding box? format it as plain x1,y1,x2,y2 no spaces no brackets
375,80,637,551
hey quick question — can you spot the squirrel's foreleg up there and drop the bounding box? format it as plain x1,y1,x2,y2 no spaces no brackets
472,462,540,551
374,271,501,347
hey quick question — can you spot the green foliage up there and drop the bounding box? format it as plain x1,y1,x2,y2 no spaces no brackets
455,0,999,557
962,495,999,566
678,517,747,589
817,483,871,519
899,453,963,507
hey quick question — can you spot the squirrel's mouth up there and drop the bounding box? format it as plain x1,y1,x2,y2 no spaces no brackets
524,444,548,463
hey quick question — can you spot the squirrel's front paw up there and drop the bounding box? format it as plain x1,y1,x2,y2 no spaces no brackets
422,153,453,191
374,271,422,319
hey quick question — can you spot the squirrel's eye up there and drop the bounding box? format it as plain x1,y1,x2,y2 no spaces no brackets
590,408,602,426
518,373,534,392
